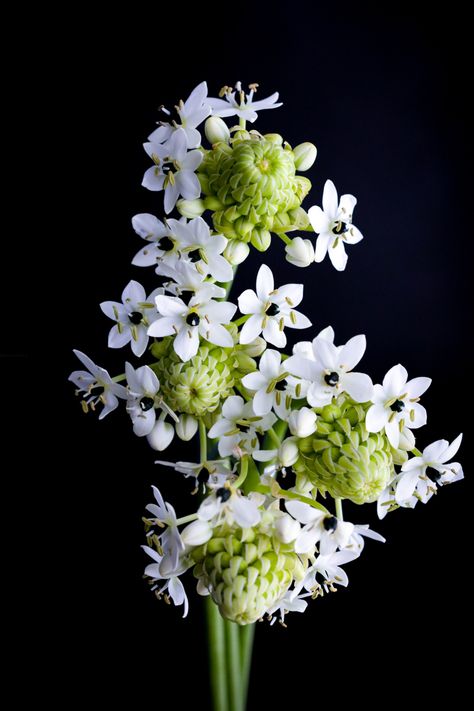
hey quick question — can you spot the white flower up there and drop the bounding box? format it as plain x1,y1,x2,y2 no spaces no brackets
155,459,234,492
207,81,282,123
241,349,292,417
290,326,335,398
69,350,127,419
148,81,211,150
142,130,203,214
274,513,301,544
286,330,373,407
254,437,299,470
131,213,179,268
148,293,236,362
208,395,276,458
204,115,230,144
145,485,185,572
142,545,189,618
165,216,233,282
285,237,315,268
238,264,311,348
198,488,264,528
288,407,318,438
395,434,463,504
125,362,162,436
100,280,160,357
308,179,363,271
267,589,308,625
158,260,226,301
285,501,355,555
146,417,175,451
299,549,359,595
365,364,431,449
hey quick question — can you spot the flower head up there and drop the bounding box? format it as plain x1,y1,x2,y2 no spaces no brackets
308,179,363,271
238,264,311,348
125,362,163,436
208,395,276,458
365,364,431,449
241,348,293,417
149,81,211,150
165,217,233,282
100,280,160,357
69,350,127,419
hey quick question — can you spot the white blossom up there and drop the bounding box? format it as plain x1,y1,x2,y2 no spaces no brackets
69,350,127,419
207,81,282,123
308,179,363,271
208,395,276,458
148,81,211,150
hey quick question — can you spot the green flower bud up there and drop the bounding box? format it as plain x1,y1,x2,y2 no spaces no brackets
294,396,394,504
176,414,199,441
264,133,284,145
293,142,317,171
205,116,231,145
192,523,305,624
223,239,250,265
237,337,266,358
176,198,206,218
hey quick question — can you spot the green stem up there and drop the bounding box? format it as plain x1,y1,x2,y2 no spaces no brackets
276,231,292,246
266,427,282,449
112,373,126,382
225,620,242,711
233,314,250,327
411,447,422,457
199,419,207,463
240,624,255,708
239,117,246,129
206,597,228,711
335,497,343,520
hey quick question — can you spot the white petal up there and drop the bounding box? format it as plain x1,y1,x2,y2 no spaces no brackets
181,150,203,172
164,181,180,214
142,167,165,191
131,327,149,357
313,337,338,370
344,224,363,244
365,403,389,432
239,314,263,344
256,264,274,301
322,179,338,217
204,323,234,348
222,395,245,420
275,283,303,307
132,408,156,437
328,239,348,271
263,318,287,348
155,295,186,317
238,289,261,315
314,232,331,263
173,327,199,361
252,389,274,416
405,376,432,399
122,279,146,305
295,529,319,554
132,213,166,239
168,577,189,617
439,433,463,463
285,355,320,381
284,310,312,330
242,371,268,391
308,205,331,234
231,496,261,528
285,500,321,524
108,324,131,349
206,253,233,281
176,170,201,201
181,519,212,546
385,419,400,449
147,317,177,338
406,402,427,429
146,420,174,450
342,372,374,402
338,334,366,371
395,470,420,503
338,193,357,218
259,349,282,379
382,364,408,397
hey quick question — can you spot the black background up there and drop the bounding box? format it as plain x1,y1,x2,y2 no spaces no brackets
29,3,473,707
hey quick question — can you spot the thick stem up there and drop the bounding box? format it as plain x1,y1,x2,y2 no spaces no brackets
239,624,255,709
206,597,228,711
199,419,207,463
225,620,242,711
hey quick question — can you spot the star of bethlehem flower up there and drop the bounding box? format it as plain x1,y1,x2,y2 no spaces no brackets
164,216,233,282
286,328,373,406
266,589,309,626
125,362,175,437
155,458,234,493
238,264,311,348
69,350,127,419
142,545,190,617
198,488,265,528
297,549,360,597
131,213,179,268
285,501,356,555
142,128,203,214
100,280,161,357
308,179,363,271
241,348,294,418
158,260,226,301
365,364,431,449
148,81,211,150
207,81,282,123
208,395,276,458
395,434,463,504
148,293,237,362
145,485,185,572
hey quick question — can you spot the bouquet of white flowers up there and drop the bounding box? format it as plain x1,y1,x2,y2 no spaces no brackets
69,80,464,711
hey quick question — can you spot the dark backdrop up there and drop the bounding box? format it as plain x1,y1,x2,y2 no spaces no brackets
40,4,472,708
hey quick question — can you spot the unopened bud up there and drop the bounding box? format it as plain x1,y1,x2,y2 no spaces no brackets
181,519,213,546
205,116,230,145
223,239,250,265
176,414,198,441
176,198,205,218
288,407,317,438
146,420,174,451
238,337,266,357
293,142,317,171
275,513,301,543
279,437,299,467
264,133,283,145
285,237,315,268
251,229,271,252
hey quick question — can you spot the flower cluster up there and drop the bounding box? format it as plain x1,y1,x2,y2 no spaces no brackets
70,81,463,625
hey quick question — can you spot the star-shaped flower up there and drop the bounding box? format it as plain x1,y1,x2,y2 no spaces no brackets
148,81,211,150
69,350,127,419
241,348,293,417
208,395,276,458
308,179,363,271
165,216,233,282
207,81,282,123
286,329,374,406
237,264,311,348
365,364,431,449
